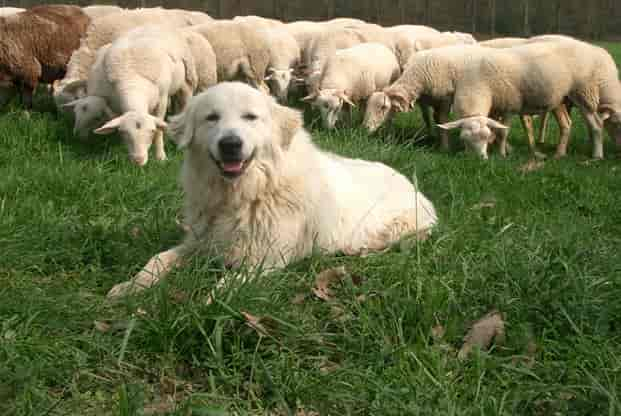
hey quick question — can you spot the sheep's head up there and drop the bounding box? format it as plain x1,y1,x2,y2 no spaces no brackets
302,88,355,129
63,96,113,139
599,104,621,149
363,90,410,133
265,67,294,103
437,116,508,159
93,111,167,166
54,79,87,111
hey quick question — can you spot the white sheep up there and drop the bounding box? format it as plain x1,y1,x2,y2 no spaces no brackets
363,45,488,149
437,37,621,159
189,21,273,93
63,26,206,166
261,27,301,103
303,42,401,129
0,7,24,17
233,15,284,29
81,5,124,20
54,8,212,109
301,27,366,91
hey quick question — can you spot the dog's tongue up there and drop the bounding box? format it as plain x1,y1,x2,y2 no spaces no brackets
221,161,244,173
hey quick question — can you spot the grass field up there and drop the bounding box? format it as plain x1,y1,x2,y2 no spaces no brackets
1,43,621,416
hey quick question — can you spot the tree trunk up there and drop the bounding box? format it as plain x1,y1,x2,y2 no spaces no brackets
556,0,562,33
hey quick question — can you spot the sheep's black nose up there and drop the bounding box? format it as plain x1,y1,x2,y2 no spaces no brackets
218,134,243,158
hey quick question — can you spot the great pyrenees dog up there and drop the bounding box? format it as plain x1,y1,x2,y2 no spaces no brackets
107,82,438,299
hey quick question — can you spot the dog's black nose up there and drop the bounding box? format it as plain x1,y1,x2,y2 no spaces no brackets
218,134,243,158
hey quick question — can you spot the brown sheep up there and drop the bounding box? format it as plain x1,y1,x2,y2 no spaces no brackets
0,5,90,109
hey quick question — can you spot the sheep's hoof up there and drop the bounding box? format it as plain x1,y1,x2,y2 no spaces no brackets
155,154,168,162
533,151,547,160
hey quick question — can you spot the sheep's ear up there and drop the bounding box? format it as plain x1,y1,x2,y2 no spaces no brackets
62,80,87,97
94,115,124,135
337,90,356,108
437,120,467,130
301,92,317,102
485,118,509,130
167,110,194,149
61,98,85,109
598,104,616,121
273,102,303,150
386,90,409,113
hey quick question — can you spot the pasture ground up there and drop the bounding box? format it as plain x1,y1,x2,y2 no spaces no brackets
1,43,621,415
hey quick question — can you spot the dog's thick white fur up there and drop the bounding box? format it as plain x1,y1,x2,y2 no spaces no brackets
107,82,438,299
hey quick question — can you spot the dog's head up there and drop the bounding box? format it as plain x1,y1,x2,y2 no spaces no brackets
167,82,303,181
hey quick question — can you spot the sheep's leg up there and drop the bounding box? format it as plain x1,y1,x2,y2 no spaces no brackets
420,103,433,132
553,104,573,159
580,108,604,159
496,114,511,157
154,94,169,161
106,244,191,299
521,115,546,159
538,112,550,144
434,102,451,151
20,84,35,110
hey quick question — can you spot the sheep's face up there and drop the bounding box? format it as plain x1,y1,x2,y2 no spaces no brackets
315,93,343,129
437,116,508,160
363,92,394,132
600,106,621,149
64,96,110,139
93,111,167,166
265,68,293,103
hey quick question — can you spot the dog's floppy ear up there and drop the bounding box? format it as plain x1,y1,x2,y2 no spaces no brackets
272,101,303,150
167,107,195,149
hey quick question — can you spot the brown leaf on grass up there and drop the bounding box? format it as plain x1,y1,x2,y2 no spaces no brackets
518,159,545,173
240,311,278,337
319,360,341,374
93,320,111,333
431,325,446,341
458,310,505,360
312,266,348,301
129,226,141,238
471,201,496,210
143,395,176,415
291,293,307,305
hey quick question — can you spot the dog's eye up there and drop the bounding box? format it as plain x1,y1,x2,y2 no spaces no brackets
206,113,220,122
242,113,258,121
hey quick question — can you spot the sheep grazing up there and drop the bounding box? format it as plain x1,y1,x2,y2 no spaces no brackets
480,36,574,158
303,43,400,129
63,26,212,166
189,21,272,92
261,27,301,103
0,7,24,17
437,36,621,159
301,28,366,91
0,4,90,109
54,8,213,110
363,45,487,149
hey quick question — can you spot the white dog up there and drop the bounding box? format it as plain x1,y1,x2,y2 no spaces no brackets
107,82,438,299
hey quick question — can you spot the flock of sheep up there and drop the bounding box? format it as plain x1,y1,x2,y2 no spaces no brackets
1,4,620,164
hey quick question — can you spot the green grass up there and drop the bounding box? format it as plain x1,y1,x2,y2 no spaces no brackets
1,43,621,416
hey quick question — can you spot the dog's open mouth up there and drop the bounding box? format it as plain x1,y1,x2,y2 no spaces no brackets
212,149,256,179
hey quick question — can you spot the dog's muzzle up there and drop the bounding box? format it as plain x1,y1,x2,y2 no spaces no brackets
212,134,256,179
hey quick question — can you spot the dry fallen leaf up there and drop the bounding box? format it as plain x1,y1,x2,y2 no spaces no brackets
518,159,545,173
312,266,348,301
431,324,446,341
291,293,307,305
471,201,496,210
143,395,176,415
240,311,271,337
93,320,111,333
458,310,505,360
